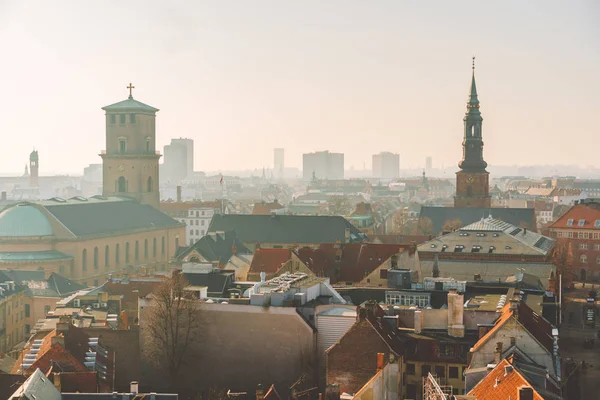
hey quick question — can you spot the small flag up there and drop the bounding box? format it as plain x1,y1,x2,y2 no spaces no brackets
220,176,223,185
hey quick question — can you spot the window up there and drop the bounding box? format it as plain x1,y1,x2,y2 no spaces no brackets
579,219,586,227
568,232,574,238
581,254,587,264
104,245,109,268
594,233,600,240
94,279,99,287
454,245,464,253
421,365,431,377
25,304,30,318
580,243,589,250
119,114,126,124
44,305,51,315
119,139,126,153
201,211,205,216
595,220,600,228
195,230,199,236
190,229,193,236
93,247,99,269
449,366,459,379
201,230,205,235
153,238,157,257
25,324,30,335
145,139,150,152
162,237,165,255
584,232,590,239
439,344,455,357
201,220,205,226
144,239,148,259
596,256,600,265
110,114,116,124
125,242,130,263
115,243,120,265
117,176,126,192
595,244,600,251
135,241,139,261
147,176,153,192
435,365,445,378
406,363,415,375
130,113,136,123
380,269,388,279
82,249,87,270
175,237,179,249
567,219,574,226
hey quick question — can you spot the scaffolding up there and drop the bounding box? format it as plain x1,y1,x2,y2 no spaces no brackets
422,373,453,400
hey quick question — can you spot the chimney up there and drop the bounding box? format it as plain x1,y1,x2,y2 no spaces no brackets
494,342,503,364
517,386,534,400
509,298,519,312
256,384,265,400
414,310,423,334
51,335,65,347
57,316,70,335
504,365,513,376
176,186,182,202
376,352,385,371
447,289,465,338
523,228,527,235
130,381,139,395
53,372,62,391
390,254,398,270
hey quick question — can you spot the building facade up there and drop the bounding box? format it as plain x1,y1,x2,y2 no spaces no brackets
274,148,284,180
372,152,400,179
162,140,188,184
454,62,491,208
100,87,161,209
302,151,344,180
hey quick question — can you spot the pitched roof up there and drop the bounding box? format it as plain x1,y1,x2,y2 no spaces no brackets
7,368,62,400
101,97,159,113
208,214,367,244
41,198,181,237
549,203,600,230
248,248,291,274
0,374,26,400
252,201,285,215
468,359,543,400
0,250,72,262
177,230,250,264
47,273,87,296
420,207,536,234
182,271,234,297
294,243,408,283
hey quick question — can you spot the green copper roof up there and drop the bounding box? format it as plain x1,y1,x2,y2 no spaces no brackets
468,73,479,107
0,250,72,262
0,204,54,237
102,96,159,113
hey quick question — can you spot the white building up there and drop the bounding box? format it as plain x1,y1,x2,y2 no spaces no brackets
175,207,215,245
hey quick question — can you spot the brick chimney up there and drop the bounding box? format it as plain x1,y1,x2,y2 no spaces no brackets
376,352,385,371
494,342,503,364
56,316,70,336
517,386,534,400
447,289,465,338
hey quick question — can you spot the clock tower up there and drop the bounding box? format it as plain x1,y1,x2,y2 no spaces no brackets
454,59,491,208
100,84,161,209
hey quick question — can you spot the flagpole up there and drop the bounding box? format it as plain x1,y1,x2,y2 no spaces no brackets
220,175,224,215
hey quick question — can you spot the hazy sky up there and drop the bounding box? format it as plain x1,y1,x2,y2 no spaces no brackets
0,1,598,175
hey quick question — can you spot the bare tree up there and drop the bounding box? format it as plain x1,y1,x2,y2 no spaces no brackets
144,273,200,388
413,217,434,235
391,208,411,234
442,219,463,232
552,240,575,285
328,195,353,216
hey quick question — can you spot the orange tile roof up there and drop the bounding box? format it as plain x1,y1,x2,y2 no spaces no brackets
549,204,600,230
468,359,543,400
252,201,284,215
248,248,291,274
472,303,513,351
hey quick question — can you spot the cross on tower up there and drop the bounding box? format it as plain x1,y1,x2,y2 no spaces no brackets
127,83,135,99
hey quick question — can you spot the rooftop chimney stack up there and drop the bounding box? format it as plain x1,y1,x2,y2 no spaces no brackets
517,386,534,400
176,185,182,202
494,342,503,364
447,289,465,338
414,310,423,333
130,381,139,395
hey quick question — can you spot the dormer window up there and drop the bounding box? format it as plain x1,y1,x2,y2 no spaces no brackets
567,219,574,226
595,220,600,228
578,219,586,227
130,113,136,123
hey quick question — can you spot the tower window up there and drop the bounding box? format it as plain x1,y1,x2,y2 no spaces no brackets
144,239,148,259
115,243,120,265
119,114,126,124
130,113,136,123
147,176,153,192
153,238,157,258
110,114,116,124
119,139,126,153
135,241,139,261
117,176,127,192
146,139,151,153
161,237,165,255
466,186,473,196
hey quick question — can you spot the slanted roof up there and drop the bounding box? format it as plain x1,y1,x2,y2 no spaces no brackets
248,248,291,274
549,203,600,230
207,214,367,244
177,230,250,264
101,97,159,113
42,197,181,237
183,271,234,297
47,273,87,296
420,207,536,234
468,359,543,400
7,368,62,400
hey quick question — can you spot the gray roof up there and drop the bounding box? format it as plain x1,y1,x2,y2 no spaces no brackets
183,271,234,297
0,270,85,297
8,368,62,400
177,230,250,263
101,97,159,113
420,206,536,234
419,216,555,257
207,214,367,245
42,197,181,237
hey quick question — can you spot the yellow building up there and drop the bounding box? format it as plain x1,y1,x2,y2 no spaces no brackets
0,279,26,353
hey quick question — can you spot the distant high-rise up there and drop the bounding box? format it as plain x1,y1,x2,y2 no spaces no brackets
171,138,194,177
426,156,432,170
274,148,284,179
163,143,188,184
372,152,399,179
303,151,344,180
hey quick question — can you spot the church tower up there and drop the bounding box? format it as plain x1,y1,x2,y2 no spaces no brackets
454,59,491,208
29,150,39,187
100,84,161,209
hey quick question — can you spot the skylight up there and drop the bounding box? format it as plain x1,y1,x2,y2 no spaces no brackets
578,219,586,227
595,220,600,228
567,219,574,226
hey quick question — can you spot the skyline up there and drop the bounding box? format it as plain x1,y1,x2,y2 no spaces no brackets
1,1,599,175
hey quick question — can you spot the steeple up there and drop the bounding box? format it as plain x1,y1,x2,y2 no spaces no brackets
468,58,480,108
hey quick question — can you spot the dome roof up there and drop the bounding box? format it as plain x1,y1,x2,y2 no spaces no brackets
0,204,53,237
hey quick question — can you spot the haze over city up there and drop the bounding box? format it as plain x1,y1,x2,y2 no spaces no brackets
1,0,598,175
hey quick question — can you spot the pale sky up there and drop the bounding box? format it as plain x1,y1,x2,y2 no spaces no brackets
0,1,598,175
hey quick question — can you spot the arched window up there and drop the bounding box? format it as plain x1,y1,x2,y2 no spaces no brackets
146,139,151,153
82,249,87,271
161,237,165,255
144,239,148,259
581,254,587,264
135,241,139,261
115,244,120,265
117,176,126,193
93,247,99,269
125,242,130,263
175,236,179,250
105,245,109,268
153,238,157,258
466,186,473,196
147,176,153,192
189,256,200,263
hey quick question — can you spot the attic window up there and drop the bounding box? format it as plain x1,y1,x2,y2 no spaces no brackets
567,219,574,226
471,245,481,253
110,114,116,124
441,245,448,252
459,232,469,237
505,245,512,250
454,245,464,253
595,220,600,228
476,233,487,237
493,233,500,237
430,244,437,248
489,246,496,253
578,219,586,227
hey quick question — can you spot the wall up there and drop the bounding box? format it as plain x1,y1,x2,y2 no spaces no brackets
0,291,26,353
25,296,60,334
353,362,399,400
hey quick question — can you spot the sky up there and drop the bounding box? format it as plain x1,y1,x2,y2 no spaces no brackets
0,1,598,175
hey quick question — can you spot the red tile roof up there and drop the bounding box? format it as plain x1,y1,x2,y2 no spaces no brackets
56,371,98,392
248,248,291,274
28,342,88,373
295,243,408,283
252,201,284,215
468,359,543,400
549,204,600,230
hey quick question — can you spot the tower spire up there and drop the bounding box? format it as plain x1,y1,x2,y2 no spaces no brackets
468,56,479,108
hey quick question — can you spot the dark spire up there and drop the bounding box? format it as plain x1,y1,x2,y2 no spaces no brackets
468,57,480,108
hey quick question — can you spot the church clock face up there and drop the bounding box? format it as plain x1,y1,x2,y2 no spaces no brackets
466,175,474,184
118,164,126,172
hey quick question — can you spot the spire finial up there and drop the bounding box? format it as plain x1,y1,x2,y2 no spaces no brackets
472,56,475,73
127,83,135,99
